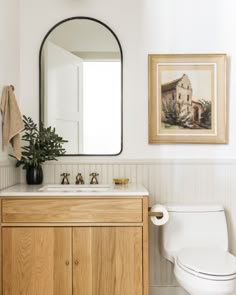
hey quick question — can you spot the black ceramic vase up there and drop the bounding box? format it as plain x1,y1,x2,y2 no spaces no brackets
26,165,43,185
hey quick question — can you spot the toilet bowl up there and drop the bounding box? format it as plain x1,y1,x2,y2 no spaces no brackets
174,247,236,295
159,205,236,295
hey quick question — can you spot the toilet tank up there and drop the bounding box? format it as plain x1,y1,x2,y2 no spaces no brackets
159,205,228,262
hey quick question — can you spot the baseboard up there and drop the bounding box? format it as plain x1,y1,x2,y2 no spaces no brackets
149,286,189,295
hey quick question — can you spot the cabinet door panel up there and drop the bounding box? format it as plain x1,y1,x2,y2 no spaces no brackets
73,227,143,295
2,227,72,295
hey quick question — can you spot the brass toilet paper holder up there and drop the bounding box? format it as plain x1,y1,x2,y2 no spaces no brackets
148,207,164,219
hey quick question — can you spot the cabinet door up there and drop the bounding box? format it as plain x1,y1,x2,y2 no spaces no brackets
73,227,143,295
2,227,72,295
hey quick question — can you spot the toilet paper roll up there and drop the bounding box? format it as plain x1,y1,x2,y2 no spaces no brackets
150,204,169,226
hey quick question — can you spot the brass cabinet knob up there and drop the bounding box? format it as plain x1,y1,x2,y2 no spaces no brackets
65,260,70,266
74,260,79,265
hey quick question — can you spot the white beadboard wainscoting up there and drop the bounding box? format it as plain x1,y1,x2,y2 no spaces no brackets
20,158,236,294
0,161,20,190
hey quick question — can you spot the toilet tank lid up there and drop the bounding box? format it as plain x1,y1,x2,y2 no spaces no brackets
165,205,224,212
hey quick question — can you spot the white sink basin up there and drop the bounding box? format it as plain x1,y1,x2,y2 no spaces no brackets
39,184,112,193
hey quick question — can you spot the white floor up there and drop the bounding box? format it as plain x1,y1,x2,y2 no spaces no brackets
150,287,236,295
149,287,189,295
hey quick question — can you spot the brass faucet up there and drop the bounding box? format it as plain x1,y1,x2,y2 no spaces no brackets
61,173,70,184
89,172,99,184
75,173,84,184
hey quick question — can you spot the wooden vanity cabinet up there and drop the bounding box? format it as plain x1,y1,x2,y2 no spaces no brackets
1,196,148,295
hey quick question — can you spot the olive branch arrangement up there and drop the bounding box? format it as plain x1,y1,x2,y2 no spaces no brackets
11,115,67,169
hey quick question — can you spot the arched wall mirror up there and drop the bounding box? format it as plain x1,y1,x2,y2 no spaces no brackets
39,17,123,156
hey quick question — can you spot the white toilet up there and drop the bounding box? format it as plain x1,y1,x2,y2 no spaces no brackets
159,205,236,295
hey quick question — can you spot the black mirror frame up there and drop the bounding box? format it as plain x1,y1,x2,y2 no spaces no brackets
39,16,123,156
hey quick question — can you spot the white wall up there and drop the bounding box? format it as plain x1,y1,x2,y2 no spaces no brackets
19,0,236,160
138,0,236,159
0,0,21,187
17,1,236,292
0,0,20,162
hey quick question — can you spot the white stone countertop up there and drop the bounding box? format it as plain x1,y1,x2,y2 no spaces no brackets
0,183,149,197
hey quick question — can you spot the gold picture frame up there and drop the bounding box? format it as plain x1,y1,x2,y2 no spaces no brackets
148,54,227,144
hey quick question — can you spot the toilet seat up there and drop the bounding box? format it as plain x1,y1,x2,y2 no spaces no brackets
176,247,236,281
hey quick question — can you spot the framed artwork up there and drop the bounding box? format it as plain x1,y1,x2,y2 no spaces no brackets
148,54,227,144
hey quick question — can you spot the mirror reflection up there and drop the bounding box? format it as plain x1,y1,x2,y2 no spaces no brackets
40,17,122,155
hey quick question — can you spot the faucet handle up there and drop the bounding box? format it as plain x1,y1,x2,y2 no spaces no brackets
89,172,99,184
61,173,70,184
89,172,99,176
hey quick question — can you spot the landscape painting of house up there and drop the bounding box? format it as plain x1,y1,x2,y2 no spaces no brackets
161,73,211,130
148,54,227,144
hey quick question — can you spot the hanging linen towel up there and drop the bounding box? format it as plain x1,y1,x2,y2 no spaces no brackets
0,86,24,160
